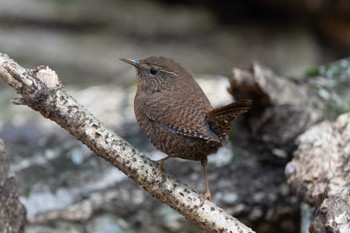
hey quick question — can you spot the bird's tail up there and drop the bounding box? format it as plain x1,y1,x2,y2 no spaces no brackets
206,99,252,143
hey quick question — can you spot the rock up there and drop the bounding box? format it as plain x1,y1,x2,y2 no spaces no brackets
303,57,350,119
86,215,134,233
286,112,350,233
0,139,26,233
25,222,83,233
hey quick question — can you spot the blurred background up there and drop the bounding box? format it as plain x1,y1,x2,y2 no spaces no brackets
1,0,349,83
0,0,349,233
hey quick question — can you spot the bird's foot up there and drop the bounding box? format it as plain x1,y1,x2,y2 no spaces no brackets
155,156,170,176
193,191,211,213
156,160,165,176
198,190,211,207
155,156,171,175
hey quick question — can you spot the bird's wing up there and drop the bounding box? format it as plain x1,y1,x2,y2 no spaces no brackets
143,102,220,143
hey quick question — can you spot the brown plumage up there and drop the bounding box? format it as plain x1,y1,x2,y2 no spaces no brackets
121,56,252,201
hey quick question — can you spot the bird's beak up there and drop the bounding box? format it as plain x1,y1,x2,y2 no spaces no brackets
120,58,140,67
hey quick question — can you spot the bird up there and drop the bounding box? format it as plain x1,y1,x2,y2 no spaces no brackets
120,56,251,201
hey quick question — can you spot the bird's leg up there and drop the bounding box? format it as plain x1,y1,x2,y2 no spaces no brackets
201,158,212,200
198,157,211,207
155,155,171,172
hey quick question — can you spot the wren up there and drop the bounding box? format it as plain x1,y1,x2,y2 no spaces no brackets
120,56,251,201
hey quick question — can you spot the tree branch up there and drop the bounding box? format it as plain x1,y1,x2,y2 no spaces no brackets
0,53,254,233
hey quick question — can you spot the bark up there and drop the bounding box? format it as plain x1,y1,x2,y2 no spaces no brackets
286,113,350,233
0,139,26,233
228,62,320,161
0,52,254,233
229,60,350,233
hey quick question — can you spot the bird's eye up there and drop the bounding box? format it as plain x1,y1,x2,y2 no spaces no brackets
150,68,158,75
